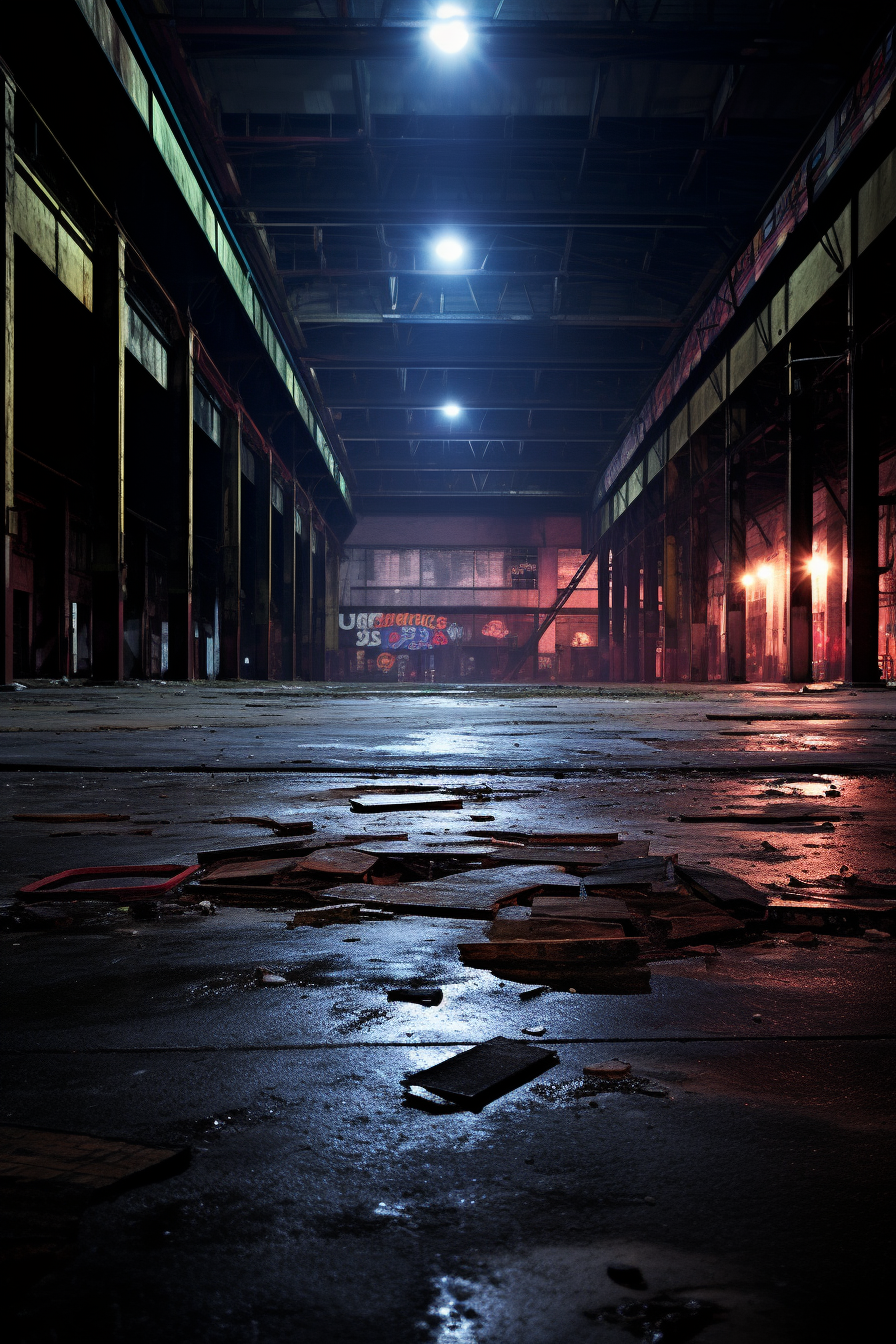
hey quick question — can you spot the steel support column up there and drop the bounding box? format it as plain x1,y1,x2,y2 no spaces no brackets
167,331,194,680
726,444,747,682
299,512,313,680
324,532,339,681
91,226,126,681
788,348,814,683
597,544,611,681
254,450,272,679
610,540,624,681
220,408,241,679
283,480,297,679
624,538,642,682
1,75,13,684
846,240,882,684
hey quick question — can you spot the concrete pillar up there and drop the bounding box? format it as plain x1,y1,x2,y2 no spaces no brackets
220,408,241,679
2,75,14,684
788,350,814,683
846,244,881,683
90,225,126,681
166,330,194,680
254,450,272,679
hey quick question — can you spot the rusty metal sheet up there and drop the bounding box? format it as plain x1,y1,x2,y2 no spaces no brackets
202,857,298,884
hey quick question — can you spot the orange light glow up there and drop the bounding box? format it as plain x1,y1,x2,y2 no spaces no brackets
571,631,592,647
808,556,829,579
757,563,773,581
743,573,755,587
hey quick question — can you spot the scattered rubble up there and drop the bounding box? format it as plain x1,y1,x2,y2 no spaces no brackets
350,793,464,813
584,1061,631,1078
255,967,287,985
387,987,444,1006
404,1036,558,1107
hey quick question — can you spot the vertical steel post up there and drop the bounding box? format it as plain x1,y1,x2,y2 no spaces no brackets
255,450,272,679
845,219,881,683
220,407,241,679
788,343,814,683
1,75,14,684
91,226,126,681
597,543,610,681
167,329,194,679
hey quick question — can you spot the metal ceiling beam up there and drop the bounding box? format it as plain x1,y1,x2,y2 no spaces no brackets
341,433,615,443
348,465,600,474
169,19,848,66
329,398,632,410
304,355,656,369
233,207,732,230
295,313,680,328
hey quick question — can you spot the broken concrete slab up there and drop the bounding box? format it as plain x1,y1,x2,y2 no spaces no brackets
465,830,620,846
458,937,640,965
297,848,381,877
315,865,580,918
404,1036,558,1107
489,919,627,942
530,893,632,921
202,857,299,884
676,865,770,910
585,857,675,887
349,793,464,813
652,912,746,944
0,1124,190,1195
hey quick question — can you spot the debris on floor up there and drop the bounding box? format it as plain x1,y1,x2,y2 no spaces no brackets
210,816,314,837
254,967,287,985
404,1036,558,1107
387,987,444,1006
288,904,361,927
349,793,464,813
584,1061,631,1078
17,864,201,902
12,813,131,823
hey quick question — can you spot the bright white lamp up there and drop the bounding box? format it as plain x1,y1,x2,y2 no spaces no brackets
430,6,469,54
435,236,465,263
442,403,461,417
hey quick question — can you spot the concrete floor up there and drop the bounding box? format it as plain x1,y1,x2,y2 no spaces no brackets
2,682,895,1343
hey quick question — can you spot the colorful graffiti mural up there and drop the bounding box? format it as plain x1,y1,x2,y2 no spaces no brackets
339,612,465,650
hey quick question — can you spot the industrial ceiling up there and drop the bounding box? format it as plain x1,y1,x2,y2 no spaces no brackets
126,1,893,513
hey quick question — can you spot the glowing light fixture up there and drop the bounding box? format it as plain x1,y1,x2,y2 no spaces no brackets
757,563,773,581
742,573,755,587
434,235,465,263
429,5,469,54
808,556,829,579
442,403,461,418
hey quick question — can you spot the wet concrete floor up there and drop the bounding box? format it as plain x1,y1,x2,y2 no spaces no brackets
1,682,895,1342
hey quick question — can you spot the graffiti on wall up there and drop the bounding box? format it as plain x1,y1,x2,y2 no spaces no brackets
339,612,465,650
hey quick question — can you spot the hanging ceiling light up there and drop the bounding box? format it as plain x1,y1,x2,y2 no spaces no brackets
429,5,470,54
442,403,461,417
434,235,465,263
